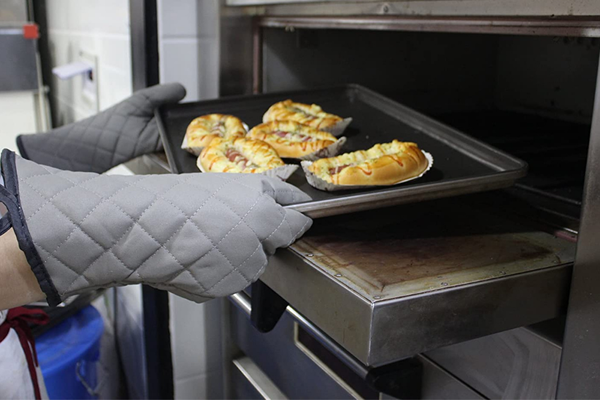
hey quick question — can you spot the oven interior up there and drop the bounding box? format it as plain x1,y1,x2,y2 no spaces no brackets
262,28,599,211
249,25,594,363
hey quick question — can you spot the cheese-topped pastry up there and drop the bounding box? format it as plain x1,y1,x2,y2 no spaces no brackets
198,137,285,174
183,114,246,152
248,121,338,158
263,100,342,131
308,140,428,185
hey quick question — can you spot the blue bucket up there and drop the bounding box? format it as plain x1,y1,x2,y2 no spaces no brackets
36,305,104,399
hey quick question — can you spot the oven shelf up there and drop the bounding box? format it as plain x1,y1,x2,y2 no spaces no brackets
261,195,575,366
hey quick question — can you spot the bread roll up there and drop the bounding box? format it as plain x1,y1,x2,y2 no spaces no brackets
248,120,338,158
198,137,285,174
263,100,342,131
308,140,428,185
184,114,246,151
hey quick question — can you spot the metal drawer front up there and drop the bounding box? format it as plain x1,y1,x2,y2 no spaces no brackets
414,356,483,400
230,299,485,399
230,304,359,399
231,356,288,399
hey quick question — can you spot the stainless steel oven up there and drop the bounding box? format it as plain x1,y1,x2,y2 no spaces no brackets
212,1,600,399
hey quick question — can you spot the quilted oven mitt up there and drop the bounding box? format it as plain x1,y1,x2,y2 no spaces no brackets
0,150,312,306
17,83,186,173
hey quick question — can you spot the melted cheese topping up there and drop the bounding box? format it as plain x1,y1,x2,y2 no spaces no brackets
249,121,339,158
250,121,336,144
186,114,246,140
309,140,423,181
201,137,285,173
263,100,343,128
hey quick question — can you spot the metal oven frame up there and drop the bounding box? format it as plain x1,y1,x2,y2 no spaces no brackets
227,8,600,398
130,1,600,397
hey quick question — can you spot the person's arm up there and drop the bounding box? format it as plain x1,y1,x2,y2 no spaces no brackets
0,150,312,307
0,229,44,309
6,83,311,308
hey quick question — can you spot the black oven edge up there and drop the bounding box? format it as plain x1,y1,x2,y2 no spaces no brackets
557,50,600,399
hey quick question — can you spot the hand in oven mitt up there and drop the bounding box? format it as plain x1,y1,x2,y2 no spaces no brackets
17,83,186,173
0,150,312,306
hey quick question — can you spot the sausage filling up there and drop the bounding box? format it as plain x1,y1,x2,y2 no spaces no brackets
226,148,258,169
328,164,351,175
210,121,225,136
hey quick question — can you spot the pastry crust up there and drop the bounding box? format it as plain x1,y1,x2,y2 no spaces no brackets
198,137,285,173
184,114,246,150
308,140,428,185
263,100,343,130
248,121,338,158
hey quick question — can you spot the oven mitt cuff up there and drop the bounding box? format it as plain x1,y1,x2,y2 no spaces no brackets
17,83,186,174
0,150,312,306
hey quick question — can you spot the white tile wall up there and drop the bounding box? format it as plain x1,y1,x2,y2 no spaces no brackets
175,370,223,400
0,91,38,151
45,0,130,35
160,39,202,101
159,0,200,38
175,374,208,400
197,39,219,101
158,0,219,102
159,2,223,397
45,0,133,126
169,295,208,382
170,295,224,399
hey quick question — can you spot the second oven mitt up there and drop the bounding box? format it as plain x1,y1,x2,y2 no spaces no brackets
17,83,186,173
0,150,312,306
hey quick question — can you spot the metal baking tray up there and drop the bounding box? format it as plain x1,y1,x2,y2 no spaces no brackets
156,84,527,218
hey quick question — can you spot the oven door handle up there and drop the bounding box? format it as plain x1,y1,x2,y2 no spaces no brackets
248,280,290,334
229,290,423,399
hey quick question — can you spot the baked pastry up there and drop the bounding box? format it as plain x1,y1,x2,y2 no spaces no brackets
307,140,428,185
263,100,343,131
248,121,338,158
183,114,246,151
198,137,285,174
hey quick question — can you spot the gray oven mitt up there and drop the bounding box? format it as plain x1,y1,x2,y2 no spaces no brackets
0,150,312,306
16,83,186,173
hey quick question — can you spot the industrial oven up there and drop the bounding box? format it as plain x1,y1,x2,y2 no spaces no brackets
211,2,600,399
127,1,600,398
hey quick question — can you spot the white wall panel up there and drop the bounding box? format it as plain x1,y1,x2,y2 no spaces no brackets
158,2,223,397
45,0,132,126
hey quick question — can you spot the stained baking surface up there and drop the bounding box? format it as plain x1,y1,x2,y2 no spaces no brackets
290,199,576,302
157,84,527,218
